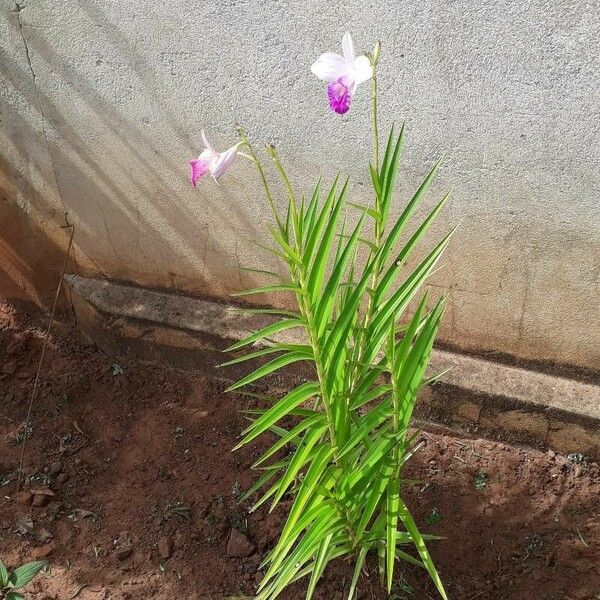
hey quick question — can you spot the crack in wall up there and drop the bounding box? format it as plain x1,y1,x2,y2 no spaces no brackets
12,0,76,259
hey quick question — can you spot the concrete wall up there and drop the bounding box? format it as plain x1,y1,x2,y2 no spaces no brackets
1,0,599,370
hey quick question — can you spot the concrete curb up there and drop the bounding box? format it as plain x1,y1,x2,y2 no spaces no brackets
64,274,600,459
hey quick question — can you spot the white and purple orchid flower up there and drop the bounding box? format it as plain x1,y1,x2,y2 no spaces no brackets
188,130,241,186
311,32,373,114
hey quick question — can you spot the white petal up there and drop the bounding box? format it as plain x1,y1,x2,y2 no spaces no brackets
199,148,218,162
210,146,238,179
342,32,355,64
352,55,373,86
310,52,348,82
201,129,216,153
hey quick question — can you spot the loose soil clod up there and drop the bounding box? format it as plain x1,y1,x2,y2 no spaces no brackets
0,300,598,599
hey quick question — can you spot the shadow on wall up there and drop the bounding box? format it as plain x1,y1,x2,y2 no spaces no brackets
0,5,273,308
0,152,70,306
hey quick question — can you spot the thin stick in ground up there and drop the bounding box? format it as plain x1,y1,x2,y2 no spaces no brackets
16,220,75,491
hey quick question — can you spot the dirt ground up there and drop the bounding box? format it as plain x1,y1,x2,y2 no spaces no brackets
0,300,599,600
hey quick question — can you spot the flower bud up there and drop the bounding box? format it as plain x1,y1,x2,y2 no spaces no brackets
372,40,381,65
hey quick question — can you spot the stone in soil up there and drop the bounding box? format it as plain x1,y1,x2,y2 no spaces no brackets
227,528,255,558
158,536,172,559
13,490,33,505
32,543,54,558
48,461,63,476
116,545,133,561
32,494,50,507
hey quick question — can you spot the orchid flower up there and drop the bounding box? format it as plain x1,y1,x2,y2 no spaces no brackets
188,131,241,186
311,32,373,114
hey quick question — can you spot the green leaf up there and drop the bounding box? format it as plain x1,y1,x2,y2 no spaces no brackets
271,427,327,507
378,159,442,263
252,412,326,468
374,192,450,303
349,202,381,222
397,498,448,599
6,592,25,600
307,178,349,302
303,176,339,265
226,318,305,351
314,215,364,336
0,559,8,587
232,284,301,297
386,480,400,591
219,346,287,368
347,546,367,600
8,561,46,588
230,307,301,318
233,382,320,448
240,467,281,503
226,351,312,392
368,163,382,199
306,532,334,599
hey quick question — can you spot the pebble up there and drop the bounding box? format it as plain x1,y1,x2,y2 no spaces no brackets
37,528,53,543
49,461,63,476
158,536,172,560
32,494,49,507
226,528,255,558
31,543,54,558
116,546,133,561
13,491,33,506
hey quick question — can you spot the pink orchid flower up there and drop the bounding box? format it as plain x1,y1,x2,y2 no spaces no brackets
188,131,240,186
311,32,373,114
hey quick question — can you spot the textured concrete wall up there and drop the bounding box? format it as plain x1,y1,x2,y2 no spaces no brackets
1,0,599,370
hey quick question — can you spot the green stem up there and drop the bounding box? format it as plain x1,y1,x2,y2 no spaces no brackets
267,145,301,248
296,271,338,453
238,131,283,233
350,54,384,391
372,72,380,172
260,147,338,454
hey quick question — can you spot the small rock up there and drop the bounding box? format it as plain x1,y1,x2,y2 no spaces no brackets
32,542,54,558
13,491,33,506
32,494,49,507
227,528,255,558
2,360,17,375
49,461,63,476
37,528,53,543
56,473,69,485
158,536,172,560
15,516,34,536
255,571,265,585
116,546,133,561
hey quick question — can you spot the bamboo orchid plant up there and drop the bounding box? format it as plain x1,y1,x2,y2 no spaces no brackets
189,32,452,600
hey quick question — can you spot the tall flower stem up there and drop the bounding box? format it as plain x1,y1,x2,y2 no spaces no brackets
371,41,382,172
350,42,384,390
237,128,283,233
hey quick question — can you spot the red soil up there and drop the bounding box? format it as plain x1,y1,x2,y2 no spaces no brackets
0,300,598,599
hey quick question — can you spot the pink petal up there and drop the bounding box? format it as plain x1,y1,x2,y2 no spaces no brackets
327,78,352,114
188,157,211,186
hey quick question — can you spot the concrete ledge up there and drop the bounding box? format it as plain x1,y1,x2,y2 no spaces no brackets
64,274,600,459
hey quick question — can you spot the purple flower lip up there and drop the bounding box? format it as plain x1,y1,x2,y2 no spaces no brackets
327,79,351,114
311,32,373,115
